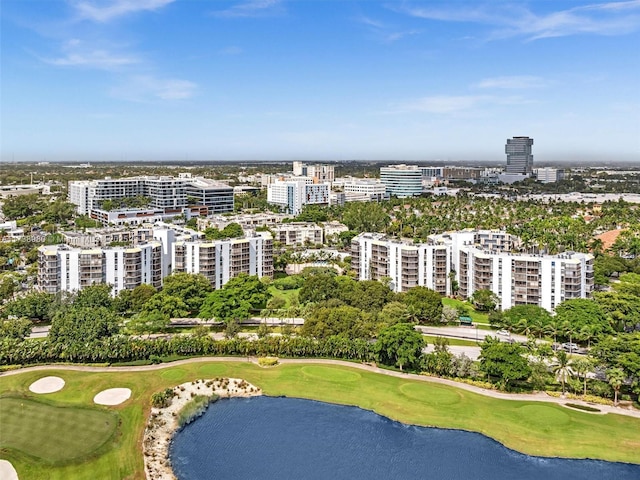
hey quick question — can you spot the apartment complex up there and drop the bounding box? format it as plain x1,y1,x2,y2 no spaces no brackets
379,165,423,198
172,231,273,290
505,136,534,175
352,230,594,312
535,167,565,184
273,222,323,246
267,179,330,215
68,174,233,216
342,179,388,202
38,228,273,295
39,242,164,294
351,233,450,295
292,162,335,183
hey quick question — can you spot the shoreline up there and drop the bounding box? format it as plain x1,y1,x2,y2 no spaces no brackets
143,378,261,480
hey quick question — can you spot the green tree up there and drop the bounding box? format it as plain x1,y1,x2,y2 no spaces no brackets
553,350,571,396
479,338,531,389
127,311,170,338
73,283,114,310
402,286,443,324
162,273,213,313
3,291,57,322
141,293,189,318
341,202,390,233
0,318,33,340
607,367,626,406
301,305,374,339
221,274,271,309
471,289,499,312
554,299,611,341
502,305,552,336
199,289,252,323
130,284,158,312
570,357,593,397
49,306,120,344
377,301,410,327
299,273,339,304
375,323,424,371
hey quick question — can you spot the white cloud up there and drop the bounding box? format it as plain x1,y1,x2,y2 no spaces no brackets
44,49,138,69
211,0,283,19
355,14,421,43
73,0,175,23
110,75,197,101
395,95,489,114
394,1,640,40
475,76,546,89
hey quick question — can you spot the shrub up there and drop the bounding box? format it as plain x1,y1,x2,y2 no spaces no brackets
149,355,163,364
177,394,219,427
258,356,279,367
151,388,176,408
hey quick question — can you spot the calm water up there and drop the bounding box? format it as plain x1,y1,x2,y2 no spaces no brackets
170,396,640,480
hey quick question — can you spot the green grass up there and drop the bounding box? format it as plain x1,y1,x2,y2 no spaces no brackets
0,396,118,465
442,298,490,325
1,361,639,479
422,335,479,347
267,285,300,309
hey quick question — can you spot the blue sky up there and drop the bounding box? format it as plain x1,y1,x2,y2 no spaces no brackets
1,0,639,163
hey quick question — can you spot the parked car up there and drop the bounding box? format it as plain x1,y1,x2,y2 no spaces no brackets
496,329,510,336
562,342,579,352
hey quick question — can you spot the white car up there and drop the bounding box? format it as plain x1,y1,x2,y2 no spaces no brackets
496,329,510,336
562,342,579,352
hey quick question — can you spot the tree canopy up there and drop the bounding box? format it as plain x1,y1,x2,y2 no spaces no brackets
375,323,424,371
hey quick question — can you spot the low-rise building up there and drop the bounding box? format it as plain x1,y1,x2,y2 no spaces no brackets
273,222,323,246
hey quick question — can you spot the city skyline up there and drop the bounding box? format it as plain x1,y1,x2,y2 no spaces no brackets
2,0,640,163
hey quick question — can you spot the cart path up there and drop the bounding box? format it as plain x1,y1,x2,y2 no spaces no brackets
2,357,639,418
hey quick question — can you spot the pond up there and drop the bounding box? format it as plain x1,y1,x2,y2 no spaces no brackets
170,396,639,480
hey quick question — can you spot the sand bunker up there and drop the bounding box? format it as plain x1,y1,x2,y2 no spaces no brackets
94,388,132,406
29,376,65,394
0,459,19,480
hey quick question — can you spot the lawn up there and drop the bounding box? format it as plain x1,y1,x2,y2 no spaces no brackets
1,361,639,479
443,297,491,326
0,397,118,464
267,285,300,309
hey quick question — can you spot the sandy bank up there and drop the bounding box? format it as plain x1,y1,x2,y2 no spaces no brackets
143,378,261,480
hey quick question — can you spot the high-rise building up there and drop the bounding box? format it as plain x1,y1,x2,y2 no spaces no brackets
379,165,423,198
267,179,329,215
351,230,594,312
38,228,273,295
292,162,335,183
535,167,565,184
505,136,534,175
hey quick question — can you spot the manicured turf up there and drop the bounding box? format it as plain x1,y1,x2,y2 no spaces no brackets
1,361,639,479
0,397,117,464
267,285,300,308
442,297,490,325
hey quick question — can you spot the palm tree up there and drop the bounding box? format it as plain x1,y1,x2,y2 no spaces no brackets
553,350,571,396
570,357,592,397
607,368,626,406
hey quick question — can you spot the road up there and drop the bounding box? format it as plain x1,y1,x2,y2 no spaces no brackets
416,325,528,344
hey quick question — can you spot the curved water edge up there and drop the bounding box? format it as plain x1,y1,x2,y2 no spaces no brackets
170,396,640,480
143,378,262,480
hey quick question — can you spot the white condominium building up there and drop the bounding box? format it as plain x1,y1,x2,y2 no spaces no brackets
343,179,388,202
351,233,450,295
38,229,272,295
352,230,594,312
68,174,233,216
172,232,273,289
38,242,164,295
273,222,323,246
267,179,329,215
